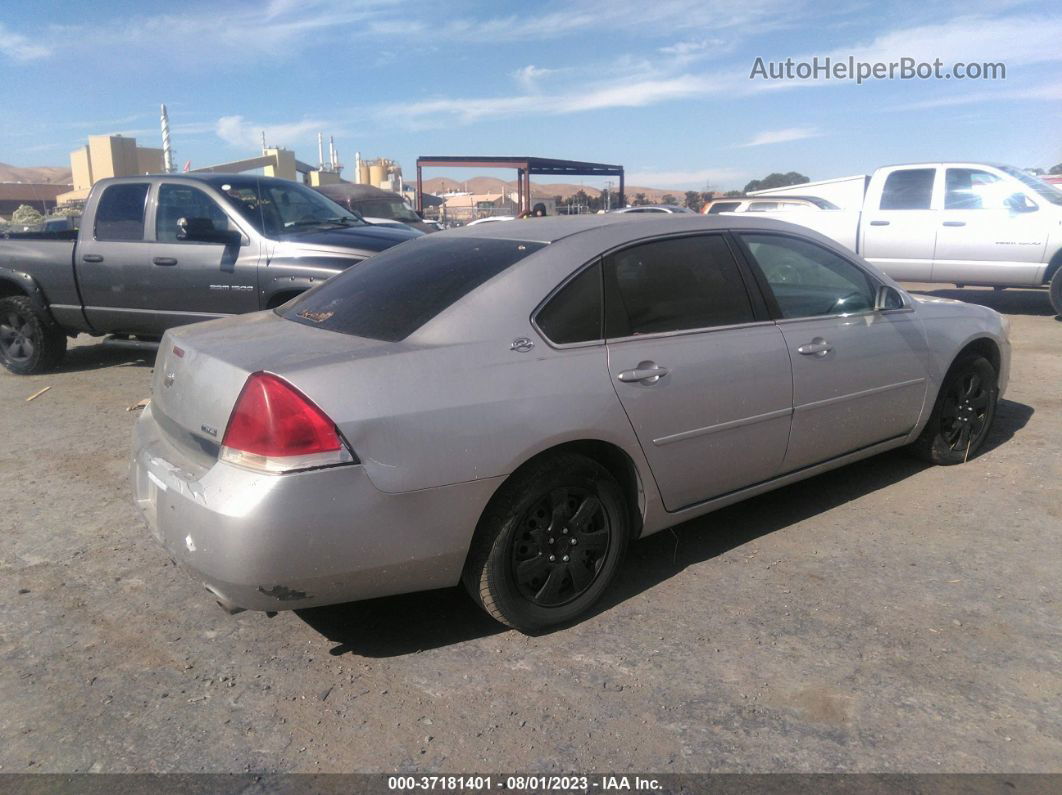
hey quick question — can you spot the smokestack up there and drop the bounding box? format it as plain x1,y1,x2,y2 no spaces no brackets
354,151,362,184
160,104,174,173
317,132,324,170
328,136,336,171
260,130,267,151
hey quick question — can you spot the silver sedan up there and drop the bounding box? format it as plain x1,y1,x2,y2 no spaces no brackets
132,215,1010,632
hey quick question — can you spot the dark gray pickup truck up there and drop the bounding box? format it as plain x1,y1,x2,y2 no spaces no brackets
0,173,419,374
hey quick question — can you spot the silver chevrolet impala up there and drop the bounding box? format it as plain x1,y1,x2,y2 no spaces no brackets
132,215,1010,632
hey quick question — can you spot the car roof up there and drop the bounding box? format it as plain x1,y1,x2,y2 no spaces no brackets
440,212,819,245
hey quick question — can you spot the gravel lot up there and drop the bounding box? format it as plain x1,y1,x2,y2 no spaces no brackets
1,285,1058,774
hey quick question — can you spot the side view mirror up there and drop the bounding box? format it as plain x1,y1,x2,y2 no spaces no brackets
875,285,906,311
1005,193,1037,213
176,216,242,245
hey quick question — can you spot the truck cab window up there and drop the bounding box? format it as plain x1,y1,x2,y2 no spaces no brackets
944,169,1013,210
879,169,935,210
94,183,149,241
157,184,232,242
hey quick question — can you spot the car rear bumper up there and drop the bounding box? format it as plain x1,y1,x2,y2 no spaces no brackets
131,403,502,612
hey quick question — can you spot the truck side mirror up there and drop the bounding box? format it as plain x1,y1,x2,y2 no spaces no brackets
875,285,905,311
177,216,241,245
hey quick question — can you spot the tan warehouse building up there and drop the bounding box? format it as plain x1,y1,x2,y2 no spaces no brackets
57,135,164,204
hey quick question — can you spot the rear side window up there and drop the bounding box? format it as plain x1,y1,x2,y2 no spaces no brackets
94,183,149,241
879,169,935,210
536,261,602,344
707,202,740,214
603,235,755,337
282,237,546,342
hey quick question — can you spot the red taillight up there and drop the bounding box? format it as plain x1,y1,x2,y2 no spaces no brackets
220,372,354,473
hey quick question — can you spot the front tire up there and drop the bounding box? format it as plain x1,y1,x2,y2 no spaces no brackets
909,356,998,465
463,453,629,632
0,296,67,375
1049,268,1062,317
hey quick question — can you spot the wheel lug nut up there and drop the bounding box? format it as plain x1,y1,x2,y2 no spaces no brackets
549,555,556,562
548,537,554,544
570,538,578,546
562,528,568,534
562,555,569,562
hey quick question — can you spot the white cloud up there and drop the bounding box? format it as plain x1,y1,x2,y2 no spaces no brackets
736,127,823,147
0,23,50,61
513,65,556,92
215,115,330,150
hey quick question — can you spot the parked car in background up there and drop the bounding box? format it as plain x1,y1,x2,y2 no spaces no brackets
703,196,839,214
313,183,434,234
610,205,695,214
133,214,1009,632
0,174,418,374
749,162,1062,314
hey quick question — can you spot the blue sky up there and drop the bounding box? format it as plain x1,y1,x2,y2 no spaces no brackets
1,0,1060,191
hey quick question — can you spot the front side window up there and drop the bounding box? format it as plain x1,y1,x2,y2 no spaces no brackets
740,233,875,318
603,235,755,337
535,261,602,344
156,184,233,242
879,168,935,210
944,168,1012,210
94,183,149,241
217,178,360,236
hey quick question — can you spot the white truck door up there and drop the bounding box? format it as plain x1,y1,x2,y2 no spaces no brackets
860,165,940,281
932,166,1047,287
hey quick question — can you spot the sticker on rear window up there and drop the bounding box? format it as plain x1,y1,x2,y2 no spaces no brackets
297,309,335,323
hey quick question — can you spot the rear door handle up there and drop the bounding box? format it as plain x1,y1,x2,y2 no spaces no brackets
942,221,966,227
152,257,178,266
617,363,669,384
797,338,833,356
869,220,890,226
82,254,104,263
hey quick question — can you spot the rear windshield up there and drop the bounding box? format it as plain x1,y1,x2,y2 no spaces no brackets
280,237,546,341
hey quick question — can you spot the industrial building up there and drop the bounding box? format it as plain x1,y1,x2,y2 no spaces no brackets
56,134,164,204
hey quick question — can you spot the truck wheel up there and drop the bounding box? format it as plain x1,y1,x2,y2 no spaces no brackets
463,453,628,633
0,296,67,375
909,356,997,465
1050,268,1062,317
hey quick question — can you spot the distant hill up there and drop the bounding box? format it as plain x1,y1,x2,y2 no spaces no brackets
422,176,678,204
0,163,73,185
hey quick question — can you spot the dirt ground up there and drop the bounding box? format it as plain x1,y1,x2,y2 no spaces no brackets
0,284,1058,774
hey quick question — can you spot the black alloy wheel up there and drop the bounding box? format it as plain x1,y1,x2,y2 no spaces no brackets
510,487,611,607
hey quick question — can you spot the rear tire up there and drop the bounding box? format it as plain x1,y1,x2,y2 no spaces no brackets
909,355,998,465
1049,268,1062,317
463,453,628,633
0,296,67,375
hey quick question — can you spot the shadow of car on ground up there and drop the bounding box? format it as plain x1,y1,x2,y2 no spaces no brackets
297,398,1033,657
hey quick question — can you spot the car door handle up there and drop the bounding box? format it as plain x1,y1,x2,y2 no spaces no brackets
942,221,966,227
617,364,669,384
869,220,890,226
152,257,178,266
82,254,104,263
797,339,833,356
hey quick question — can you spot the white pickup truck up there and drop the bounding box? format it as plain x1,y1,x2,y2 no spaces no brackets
748,162,1062,314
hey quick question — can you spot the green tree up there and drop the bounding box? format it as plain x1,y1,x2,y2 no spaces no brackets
632,192,649,206
1050,163,1062,175
661,194,677,206
11,204,44,227
743,171,810,193
684,191,704,212
724,190,743,197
